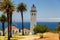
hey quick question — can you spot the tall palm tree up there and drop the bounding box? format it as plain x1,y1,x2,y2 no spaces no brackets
17,2,27,35
0,14,7,36
1,0,15,40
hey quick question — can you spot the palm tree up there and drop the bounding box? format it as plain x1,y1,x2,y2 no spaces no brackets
17,2,27,35
1,0,15,40
0,14,7,36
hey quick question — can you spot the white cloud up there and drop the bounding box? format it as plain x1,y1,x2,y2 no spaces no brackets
37,18,60,22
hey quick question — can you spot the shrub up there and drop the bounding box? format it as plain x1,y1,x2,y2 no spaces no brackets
33,24,50,33
54,26,60,33
33,24,50,38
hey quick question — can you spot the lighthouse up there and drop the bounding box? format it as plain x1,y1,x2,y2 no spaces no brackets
30,4,37,34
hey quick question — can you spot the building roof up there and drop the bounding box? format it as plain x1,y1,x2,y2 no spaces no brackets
21,28,30,31
5,26,19,30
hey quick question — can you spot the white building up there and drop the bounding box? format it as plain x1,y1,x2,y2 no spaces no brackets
5,26,19,34
5,26,30,34
30,4,37,34
20,28,30,34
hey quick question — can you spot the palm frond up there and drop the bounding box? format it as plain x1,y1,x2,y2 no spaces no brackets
0,14,7,23
1,0,15,13
17,2,27,12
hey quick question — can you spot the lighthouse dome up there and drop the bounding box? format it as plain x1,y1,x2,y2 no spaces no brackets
31,4,36,12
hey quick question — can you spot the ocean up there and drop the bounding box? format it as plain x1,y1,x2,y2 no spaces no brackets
0,22,59,30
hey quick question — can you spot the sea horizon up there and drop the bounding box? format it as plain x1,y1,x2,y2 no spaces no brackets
0,22,59,30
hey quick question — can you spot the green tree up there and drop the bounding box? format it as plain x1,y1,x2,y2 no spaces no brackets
0,0,15,40
0,14,7,36
33,24,50,38
54,22,60,32
54,26,60,32
55,22,60,40
17,2,27,35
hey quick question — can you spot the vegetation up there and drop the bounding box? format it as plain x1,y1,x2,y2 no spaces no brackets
3,0,15,37
0,0,15,40
0,14,7,36
0,0,59,40
0,36,18,40
0,0,28,40
55,22,60,32
33,24,50,33
54,27,59,32
17,2,27,35
33,24,50,38
54,22,60,40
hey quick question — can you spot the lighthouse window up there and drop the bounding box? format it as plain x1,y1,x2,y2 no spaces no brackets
31,13,36,16
32,13,33,15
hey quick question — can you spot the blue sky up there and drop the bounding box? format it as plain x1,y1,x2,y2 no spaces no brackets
1,0,60,22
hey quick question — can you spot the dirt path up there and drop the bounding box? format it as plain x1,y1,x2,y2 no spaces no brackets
18,35,39,40
18,32,59,40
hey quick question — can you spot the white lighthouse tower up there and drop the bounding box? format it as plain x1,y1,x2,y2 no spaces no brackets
30,4,37,34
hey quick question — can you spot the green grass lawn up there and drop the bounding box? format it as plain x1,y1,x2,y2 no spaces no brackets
0,34,30,40
0,36,17,40
0,33,39,40
0,36,5,40
0,36,23,40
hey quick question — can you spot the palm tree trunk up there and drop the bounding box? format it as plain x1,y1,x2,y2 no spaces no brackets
10,13,12,37
7,13,10,40
2,22,5,36
21,11,24,35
